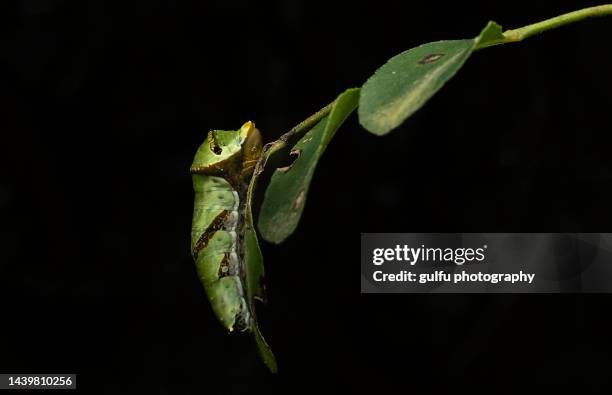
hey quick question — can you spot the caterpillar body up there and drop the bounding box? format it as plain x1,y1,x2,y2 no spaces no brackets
190,121,262,332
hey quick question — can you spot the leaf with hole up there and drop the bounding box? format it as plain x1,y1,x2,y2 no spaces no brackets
258,88,360,244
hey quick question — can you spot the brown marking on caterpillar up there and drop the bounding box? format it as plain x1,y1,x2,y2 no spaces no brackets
191,155,244,191
241,159,259,179
193,210,229,256
209,134,223,155
276,149,301,173
190,156,236,175
418,53,445,64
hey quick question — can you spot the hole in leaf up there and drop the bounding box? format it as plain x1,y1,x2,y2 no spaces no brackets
418,53,445,65
276,149,301,173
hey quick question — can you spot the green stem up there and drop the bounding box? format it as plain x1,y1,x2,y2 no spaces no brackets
503,4,612,43
278,101,334,143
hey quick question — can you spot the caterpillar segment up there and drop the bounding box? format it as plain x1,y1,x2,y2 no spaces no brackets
190,121,263,332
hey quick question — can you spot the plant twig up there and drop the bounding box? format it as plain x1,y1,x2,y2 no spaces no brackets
503,4,612,43
279,102,334,143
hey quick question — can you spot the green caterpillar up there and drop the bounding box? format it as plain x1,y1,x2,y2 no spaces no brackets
190,121,262,332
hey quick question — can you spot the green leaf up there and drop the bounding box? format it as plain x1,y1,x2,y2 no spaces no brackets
358,39,473,135
244,153,277,373
474,21,505,50
244,225,278,373
252,320,277,373
358,21,503,136
258,88,360,244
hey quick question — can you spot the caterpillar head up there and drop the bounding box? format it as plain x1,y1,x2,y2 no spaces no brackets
191,121,263,182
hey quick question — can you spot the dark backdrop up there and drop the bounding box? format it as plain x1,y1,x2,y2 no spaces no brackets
2,0,611,392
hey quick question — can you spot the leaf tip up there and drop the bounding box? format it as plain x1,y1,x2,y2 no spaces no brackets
252,321,278,373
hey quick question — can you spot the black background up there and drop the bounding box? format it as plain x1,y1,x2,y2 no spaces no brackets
2,0,612,392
